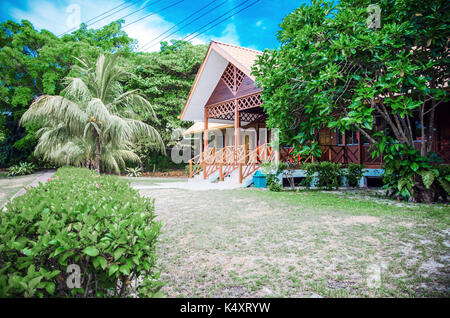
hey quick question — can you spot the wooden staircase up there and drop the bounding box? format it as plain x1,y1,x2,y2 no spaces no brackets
188,143,276,184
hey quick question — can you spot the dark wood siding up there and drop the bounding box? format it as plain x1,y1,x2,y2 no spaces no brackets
206,79,234,106
205,74,261,106
236,75,261,98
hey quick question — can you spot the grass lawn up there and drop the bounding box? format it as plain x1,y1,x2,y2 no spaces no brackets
0,172,45,207
137,186,450,298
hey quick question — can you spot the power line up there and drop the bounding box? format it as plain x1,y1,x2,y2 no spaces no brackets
58,0,142,36
139,0,220,51
123,0,185,29
113,0,164,26
84,0,146,28
142,0,247,52
185,0,260,41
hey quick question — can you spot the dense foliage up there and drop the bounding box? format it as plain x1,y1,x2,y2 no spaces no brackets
0,20,135,167
0,21,205,172
346,163,365,187
0,167,162,297
302,162,345,190
20,53,163,174
8,162,35,177
123,40,207,170
253,0,449,202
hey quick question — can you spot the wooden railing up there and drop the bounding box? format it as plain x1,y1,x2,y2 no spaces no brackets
239,146,260,183
280,147,311,167
188,153,202,178
189,143,278,182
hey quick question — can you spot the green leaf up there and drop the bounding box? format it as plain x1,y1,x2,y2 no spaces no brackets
119,265,131,276
109,264,119,276
96,256,107,270
45,282,55,295
29,276,43,289
420,171,435,189
114,248,126,260
82,246,99,257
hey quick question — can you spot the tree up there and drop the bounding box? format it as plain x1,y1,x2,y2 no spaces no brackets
20,53,164,174
253,0,449,203
0,20,135,167
122,40,207,170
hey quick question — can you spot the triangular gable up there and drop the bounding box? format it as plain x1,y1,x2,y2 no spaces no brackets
179,41,262,122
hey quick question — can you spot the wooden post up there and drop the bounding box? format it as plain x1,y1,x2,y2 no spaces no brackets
199,132,203,162
357,131,362,164
342,130,347,164
234,99,239,164
189,160,192,178
203,161,206,180
239,163,243,183
204,108,209,155
219,163,223,181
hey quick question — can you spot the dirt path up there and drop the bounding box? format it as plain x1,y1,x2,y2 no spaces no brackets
137,186,450,298
0,170,55,208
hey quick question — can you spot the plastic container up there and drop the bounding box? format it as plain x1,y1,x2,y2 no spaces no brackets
253,170,267,188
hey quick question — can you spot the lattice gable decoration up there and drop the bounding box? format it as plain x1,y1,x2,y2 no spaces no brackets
221,62,245,94
206,92,264,122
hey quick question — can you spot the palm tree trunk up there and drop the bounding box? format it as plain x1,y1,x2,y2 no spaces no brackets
95,131,101,174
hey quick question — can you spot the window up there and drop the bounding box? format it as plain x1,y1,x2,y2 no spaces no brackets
336,130,358,145
346,130,358,145
336,130,343,145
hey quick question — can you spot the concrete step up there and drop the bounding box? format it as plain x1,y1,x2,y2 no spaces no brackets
189,166,259,187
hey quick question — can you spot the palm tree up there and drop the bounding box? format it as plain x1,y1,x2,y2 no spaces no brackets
20,53,164,174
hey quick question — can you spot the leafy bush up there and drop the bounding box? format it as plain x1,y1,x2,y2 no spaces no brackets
381,145,449,203
125,166,142,177
302,162,344,190
260,162,287,191
345,163,364,188
0,167,162,298
8,162,35,177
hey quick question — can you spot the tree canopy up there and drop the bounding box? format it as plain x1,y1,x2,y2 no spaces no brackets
253,0,449,202
0,21,205,171
20,53,163,174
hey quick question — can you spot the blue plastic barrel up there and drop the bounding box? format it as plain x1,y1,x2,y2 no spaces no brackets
253,170,267,188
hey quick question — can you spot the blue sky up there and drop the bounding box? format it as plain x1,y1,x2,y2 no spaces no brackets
1,0,309,52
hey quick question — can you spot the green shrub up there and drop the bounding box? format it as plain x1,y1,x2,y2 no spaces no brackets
345,163,364,187
260,162,287,191
8,162,35,177
125,166,142,177
0,167,162,298
381,145,449,202
302,162,344,190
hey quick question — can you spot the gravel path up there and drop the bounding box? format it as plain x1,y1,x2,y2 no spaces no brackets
1,170,55,208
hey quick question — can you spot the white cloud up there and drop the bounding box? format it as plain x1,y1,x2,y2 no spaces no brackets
255,20,266,30
213,23,240,45
7,0,243,51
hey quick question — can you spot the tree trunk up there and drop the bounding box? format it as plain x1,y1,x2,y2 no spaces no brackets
426,99,436,154
420,104,426,156
410,173,446,204
95,131,101,174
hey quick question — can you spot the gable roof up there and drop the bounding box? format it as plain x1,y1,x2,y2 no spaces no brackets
211,41,262,80
179,41,262,121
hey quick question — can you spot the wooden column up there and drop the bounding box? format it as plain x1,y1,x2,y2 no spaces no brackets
234,99,239,163
357,131,362,164
204,108,209,154
342,130,347,164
